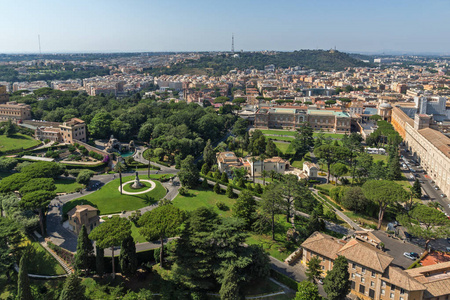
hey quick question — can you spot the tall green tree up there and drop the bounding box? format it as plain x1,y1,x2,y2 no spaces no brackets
138,205,184,268
292,122,314,158
20,190,56,236
314,144,337,183
386,152,402,180
95,246,104,277
232,190,257,230
74,225,94,275
178,155,200,188
76,170,95,187
306,256,323,284
4,120,17,137
411,179,422,200
203,139,216,167
0,218,21,282
398,204,450,249
119,236,138,277
323,256,350,300
281,174,300,222
260,183,283,240
17,255,32,300
89,216,132,279
295,281,322,300
265,139,278,157
362,180,409,229
19,178,56,195
330,163,348,186
219,265,240,300
59,274,86,300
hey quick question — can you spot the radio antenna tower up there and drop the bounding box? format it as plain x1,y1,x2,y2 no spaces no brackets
231,33,234,54
38,34,42,55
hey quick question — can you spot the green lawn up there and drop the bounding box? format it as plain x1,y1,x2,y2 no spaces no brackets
274,142,295,154
371,153,388,163
172,186,236,217
28,241,66,276
62,175,167,216
260,129,297,136
291,153,311,169
266,136,295,142
0,133,41,152
131,222,147,243
246,215,297,261
55,178,83,193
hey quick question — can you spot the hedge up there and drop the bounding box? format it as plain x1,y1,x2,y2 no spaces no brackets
47,241,75,266
270,269,298,291
317,191,343,211
103,248,155,273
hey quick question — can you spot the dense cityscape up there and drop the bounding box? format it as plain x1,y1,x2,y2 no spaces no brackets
2,1,450,300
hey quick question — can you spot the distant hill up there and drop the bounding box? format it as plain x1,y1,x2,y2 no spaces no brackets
145,50,370,76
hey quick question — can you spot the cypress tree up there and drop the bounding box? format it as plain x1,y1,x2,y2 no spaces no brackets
226,184,234,198
119,236,138,277
95,246,104,277
219,266,240,300
17,255,32,300
59,274,86,300
220,172,228,183
214,182,221,194
74,225,94,275
324,255,351,300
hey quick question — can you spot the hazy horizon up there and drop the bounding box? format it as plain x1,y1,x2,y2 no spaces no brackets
1,0,449,54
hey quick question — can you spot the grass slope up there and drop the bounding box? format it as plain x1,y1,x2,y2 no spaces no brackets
28,241,66,276
63,175,167,216
0,133,41,152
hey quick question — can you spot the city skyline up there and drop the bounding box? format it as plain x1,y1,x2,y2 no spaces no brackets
1,0,450,54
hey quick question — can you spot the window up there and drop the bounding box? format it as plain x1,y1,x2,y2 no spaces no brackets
381,281,386,287
361,278,365,284
371,271,376,277
391,285,396,291
400,288,405,294
369,289,375,299
390,292,394,299
381,289,385,296
352,273,355,279
362,267,366,274
352,263,356,270
371,281,375,287
351,281,355,290
359,285,365,294
400,297,404,300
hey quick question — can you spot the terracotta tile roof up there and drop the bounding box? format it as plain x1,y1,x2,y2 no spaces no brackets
300,231,346,260
405,261,450,297
68,205,98,217
303,161,318,169
337,239,394,273
382,266,425,292
418,128,450,159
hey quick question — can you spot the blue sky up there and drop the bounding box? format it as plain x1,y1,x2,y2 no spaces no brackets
0,0,448,54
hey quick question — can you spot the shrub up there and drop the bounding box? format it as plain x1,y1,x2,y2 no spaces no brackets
213,182,221,194
179,186,189,196
201,179,209,189
216,201,228,211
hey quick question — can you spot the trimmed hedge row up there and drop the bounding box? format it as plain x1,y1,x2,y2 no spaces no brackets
317,191,343,211
270,269,298,291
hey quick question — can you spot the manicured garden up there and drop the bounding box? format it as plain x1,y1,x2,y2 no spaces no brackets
0,133,41,152
122,181,152,193
172,186,236,218
62,174,167,216
370,153,388,163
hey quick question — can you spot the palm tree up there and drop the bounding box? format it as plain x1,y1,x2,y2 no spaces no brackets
261,170,268,185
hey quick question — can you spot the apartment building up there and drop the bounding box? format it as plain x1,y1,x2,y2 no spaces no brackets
0,101,32,121
391,106,450,198
300,232,441,300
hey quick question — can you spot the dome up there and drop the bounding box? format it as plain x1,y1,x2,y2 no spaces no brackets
379,102,392,109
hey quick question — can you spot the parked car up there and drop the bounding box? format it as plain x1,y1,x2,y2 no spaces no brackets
440,194,446,198
434,186,439,190
403,252,417,260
